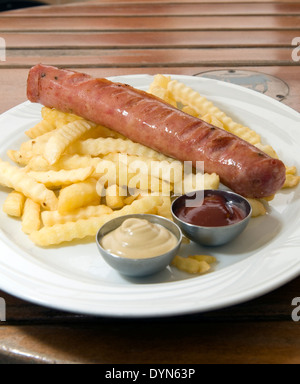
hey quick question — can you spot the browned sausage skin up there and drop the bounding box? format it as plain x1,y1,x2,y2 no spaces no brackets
27,64,286,198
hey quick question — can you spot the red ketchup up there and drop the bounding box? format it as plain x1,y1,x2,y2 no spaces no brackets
175,193,247,227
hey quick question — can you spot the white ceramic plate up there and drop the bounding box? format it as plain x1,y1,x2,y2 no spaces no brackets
0,74,299,318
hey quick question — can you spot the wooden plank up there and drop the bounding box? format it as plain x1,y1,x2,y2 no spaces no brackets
5,2,300,16
7,0,300,6
0,320,300,364
1,47,296,68
1,15,300,32
2,30,297,49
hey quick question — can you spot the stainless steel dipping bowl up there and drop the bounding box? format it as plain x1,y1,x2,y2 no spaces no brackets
171,189,252,247
96,214,182,277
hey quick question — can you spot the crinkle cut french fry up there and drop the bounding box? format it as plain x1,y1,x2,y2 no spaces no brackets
189,255,217,264
26,154,102,174
254,143,279,159
127,171,173,196
283,173,300,189
30,196,162,246
25,107,60,138
123,193,140,205
173,172,220,195
147,74,177,106
68,137,174,162
148,86,177,107
123,154,183,184
41,107,82,127
57,155,102,175
96,158,173,195
156,196,172,220
203,173,220,190
41,204,113,226
283,165,300,188
9,131,54,166
247,198,267,217
27,166,94,188
44,120,96,165
24,155,55,171
81,124,125,140
105,184,125,209
181,105,200,117
58,178,99,214
3,191,25,217
167,79,261,145
7,149,35,166
0,158,58,211
201,113,224,129
22,198,41,234
286,166,297,175
148,74,171,92
171,255,211,275
21,131,53,156
25,119,56,139
103,153,180,184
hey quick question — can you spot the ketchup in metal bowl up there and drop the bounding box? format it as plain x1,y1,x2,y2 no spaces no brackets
175,193,247,227
171,189,252,246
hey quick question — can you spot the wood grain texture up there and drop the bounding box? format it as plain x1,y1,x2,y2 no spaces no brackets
1,47,296,69
5,2,300,16
1,30,297,49
1,315,300,364
1,15,300,31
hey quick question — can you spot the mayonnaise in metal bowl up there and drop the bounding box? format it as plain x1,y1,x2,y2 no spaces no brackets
96,214,182,277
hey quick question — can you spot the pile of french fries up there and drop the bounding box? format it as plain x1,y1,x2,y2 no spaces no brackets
0,74,299,275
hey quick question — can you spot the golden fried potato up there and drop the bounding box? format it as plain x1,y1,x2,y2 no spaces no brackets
58,178,99,214
171,255,211,275
28,166,94,188
44,120,96,165
3,191,25,217
30,196,162,246
41,204,113,226
105,184,126,210
22,198,41,234
0,158,58,211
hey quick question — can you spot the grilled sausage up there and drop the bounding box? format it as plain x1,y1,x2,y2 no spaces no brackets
27,64,286,198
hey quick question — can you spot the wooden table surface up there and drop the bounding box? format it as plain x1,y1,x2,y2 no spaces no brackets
0,0,300,365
